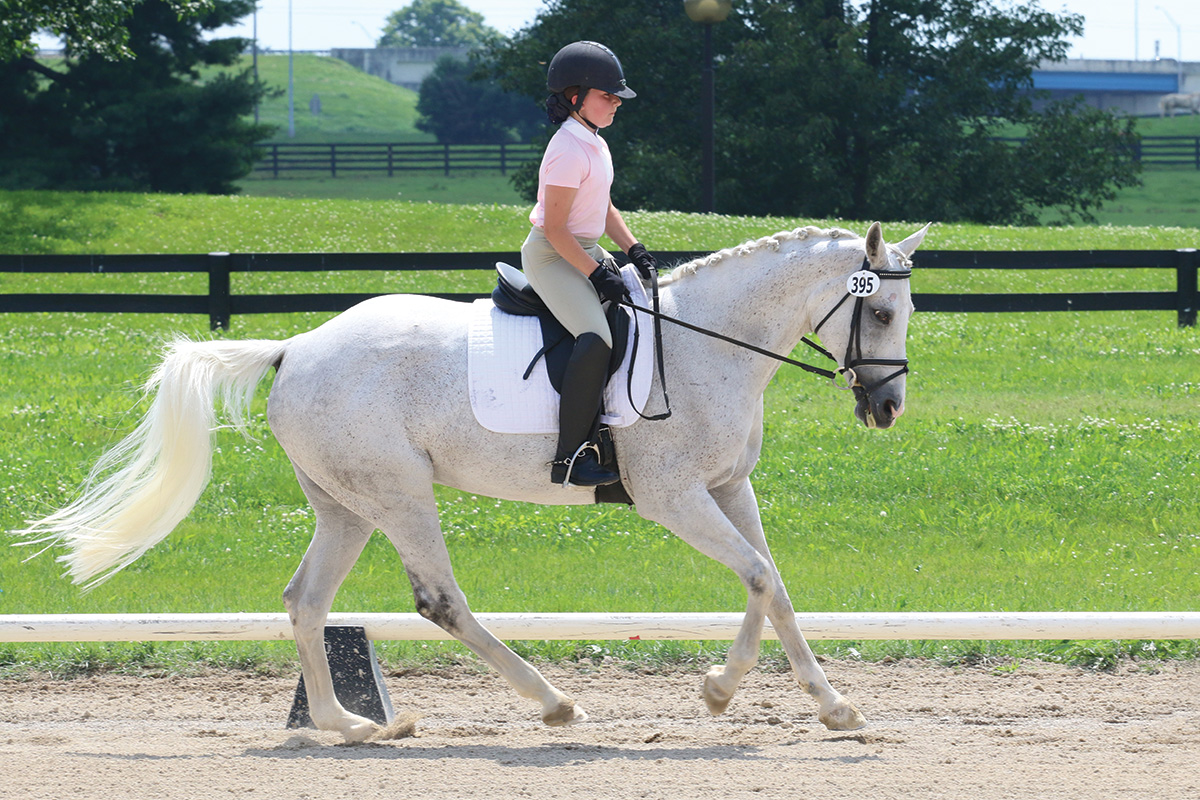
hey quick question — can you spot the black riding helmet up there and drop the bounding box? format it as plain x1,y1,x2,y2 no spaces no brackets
547,41,637,99
545,41,636,126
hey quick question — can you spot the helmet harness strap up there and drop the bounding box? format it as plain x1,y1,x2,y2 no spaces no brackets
567,87,599,132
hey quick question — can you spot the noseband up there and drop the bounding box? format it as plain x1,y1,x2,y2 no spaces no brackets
802,256,912,398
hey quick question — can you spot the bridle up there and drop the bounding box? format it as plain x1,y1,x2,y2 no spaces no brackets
803,256,912,395
618,255,912,421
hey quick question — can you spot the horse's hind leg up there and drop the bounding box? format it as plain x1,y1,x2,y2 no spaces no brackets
377,484,587,727
712,478,865,731
283,470,380,742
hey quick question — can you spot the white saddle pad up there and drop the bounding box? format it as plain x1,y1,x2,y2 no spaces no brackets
468,266,655,434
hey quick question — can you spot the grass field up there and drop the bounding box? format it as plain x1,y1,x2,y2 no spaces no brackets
1,191,1198,675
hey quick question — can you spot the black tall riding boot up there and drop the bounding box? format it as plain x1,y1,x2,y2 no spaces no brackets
551,332,620,487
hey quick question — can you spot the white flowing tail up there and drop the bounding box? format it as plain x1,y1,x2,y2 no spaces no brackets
16,337,289,589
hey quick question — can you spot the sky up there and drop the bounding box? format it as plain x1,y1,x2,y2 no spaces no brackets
34,1,1200,63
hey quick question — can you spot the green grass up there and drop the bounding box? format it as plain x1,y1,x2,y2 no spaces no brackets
1,192,1198,674
1084,169,1200,228
237,171,527,204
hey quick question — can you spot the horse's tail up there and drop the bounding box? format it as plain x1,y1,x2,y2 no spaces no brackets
15,337,289,589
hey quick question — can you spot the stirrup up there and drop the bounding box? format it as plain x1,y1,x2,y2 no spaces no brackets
551,442,619,488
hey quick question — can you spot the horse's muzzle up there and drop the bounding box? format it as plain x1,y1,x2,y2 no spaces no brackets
853,385,904,430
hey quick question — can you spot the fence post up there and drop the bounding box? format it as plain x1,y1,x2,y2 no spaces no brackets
208,252,232,331
387,143,394,178
1177,248,1198,327
330,144,337,178
444,143,451,177
272,144,280,179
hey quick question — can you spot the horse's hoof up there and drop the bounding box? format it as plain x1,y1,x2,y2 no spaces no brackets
341,717,383,743
819,701,866,731
702,666,734,715
543,701,588,727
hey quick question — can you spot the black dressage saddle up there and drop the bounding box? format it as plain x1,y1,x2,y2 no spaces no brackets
489,262,630,394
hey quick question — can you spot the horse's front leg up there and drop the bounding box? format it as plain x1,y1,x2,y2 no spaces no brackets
639,488,777,715
711,478,866,730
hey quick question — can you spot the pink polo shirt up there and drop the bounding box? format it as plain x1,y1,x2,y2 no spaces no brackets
528,118,614,240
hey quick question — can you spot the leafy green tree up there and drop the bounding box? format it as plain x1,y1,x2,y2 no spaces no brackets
486,0,1141,224
0,0,212,61
379,0,498,48
416,54,541,143
0,0,273,193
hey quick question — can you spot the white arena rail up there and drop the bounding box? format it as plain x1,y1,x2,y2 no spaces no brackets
1,612,1199,643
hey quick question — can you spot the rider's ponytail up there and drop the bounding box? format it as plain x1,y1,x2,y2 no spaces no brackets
545,90,575,125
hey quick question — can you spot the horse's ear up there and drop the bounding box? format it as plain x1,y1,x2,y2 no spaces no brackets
894,223,931,259
865,222,886,268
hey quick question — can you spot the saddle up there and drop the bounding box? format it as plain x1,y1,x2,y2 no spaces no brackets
490,262,630,393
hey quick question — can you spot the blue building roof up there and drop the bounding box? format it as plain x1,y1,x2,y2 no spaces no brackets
1031,70,1178,93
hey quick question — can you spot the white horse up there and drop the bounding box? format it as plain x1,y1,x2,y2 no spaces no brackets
18,221,926,742
1159,92,1200,117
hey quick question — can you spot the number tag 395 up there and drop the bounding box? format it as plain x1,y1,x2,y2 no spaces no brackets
846,270,880,298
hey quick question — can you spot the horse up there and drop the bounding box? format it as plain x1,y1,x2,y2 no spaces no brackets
17,221,926,742
1159,92,1200,118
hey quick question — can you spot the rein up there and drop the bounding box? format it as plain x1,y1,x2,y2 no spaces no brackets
618,257,912,420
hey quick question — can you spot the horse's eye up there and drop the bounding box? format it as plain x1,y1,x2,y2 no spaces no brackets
874,309,892,325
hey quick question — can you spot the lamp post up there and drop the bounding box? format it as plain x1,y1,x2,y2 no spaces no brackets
288,0,295,138
1155,5,1183,89
252,3,259,125
684,0,732,213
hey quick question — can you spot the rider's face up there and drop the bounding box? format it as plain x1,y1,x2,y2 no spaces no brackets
575,90,622,128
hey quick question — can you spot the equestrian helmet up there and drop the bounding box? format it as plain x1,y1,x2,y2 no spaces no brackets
546,41,636,99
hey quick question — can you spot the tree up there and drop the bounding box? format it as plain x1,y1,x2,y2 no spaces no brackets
0,0,273,194
0,0,212,62
379,0,498,48
485,0,1141,224
416,54,541,143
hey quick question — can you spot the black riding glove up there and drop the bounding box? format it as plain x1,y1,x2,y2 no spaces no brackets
627,242,659,281
588,259,629,304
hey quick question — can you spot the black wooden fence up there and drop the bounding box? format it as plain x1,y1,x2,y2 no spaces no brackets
250,137,1200,178
1,249,1196,330
1136,136,1200,169
252,142,539,178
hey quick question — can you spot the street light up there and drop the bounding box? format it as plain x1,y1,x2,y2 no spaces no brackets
684,0,732,213
1155,5,1183,89
288,0,295,138
252,3,259,125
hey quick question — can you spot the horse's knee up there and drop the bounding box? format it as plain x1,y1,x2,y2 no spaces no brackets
281,580,301,616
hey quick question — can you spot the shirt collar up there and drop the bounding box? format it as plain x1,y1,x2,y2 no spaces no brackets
562,117,602,147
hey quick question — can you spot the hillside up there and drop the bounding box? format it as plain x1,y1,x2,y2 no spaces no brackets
202,54,429,143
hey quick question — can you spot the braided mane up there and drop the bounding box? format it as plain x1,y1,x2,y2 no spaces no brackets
659,226,861,285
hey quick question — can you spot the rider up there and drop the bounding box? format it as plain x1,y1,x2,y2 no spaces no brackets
522,41,659,488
